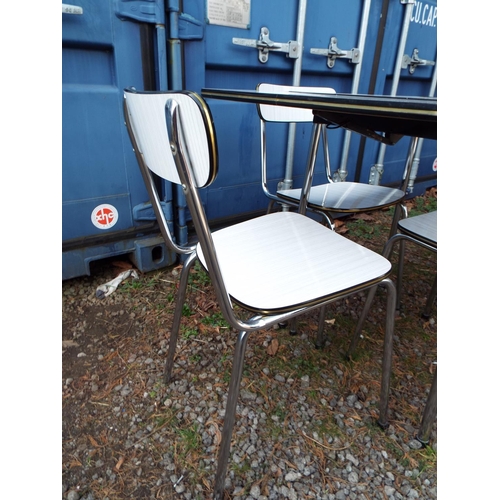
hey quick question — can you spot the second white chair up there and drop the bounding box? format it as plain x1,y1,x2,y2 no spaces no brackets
257,82,406,228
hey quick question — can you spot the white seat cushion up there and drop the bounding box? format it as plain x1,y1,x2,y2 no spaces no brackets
278,182,405,212
398,210,437,245
197,212,391,313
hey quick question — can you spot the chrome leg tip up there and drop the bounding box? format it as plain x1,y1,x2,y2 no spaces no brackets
377,419,389,430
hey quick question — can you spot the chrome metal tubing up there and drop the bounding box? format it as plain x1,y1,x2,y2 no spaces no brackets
214,330,250,499
163,251,198,383
348,228,436,358
396,239,407,311
315,305,327,348
417,370,437,445
377,278,396,428
346,283,378,359
346,278,395,426
390,232,436,311
422,275,437,319
298,123,323,215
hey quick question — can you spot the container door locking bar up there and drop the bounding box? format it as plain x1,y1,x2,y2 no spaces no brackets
232,27,300,63
310,36,361,68
402,48,435,74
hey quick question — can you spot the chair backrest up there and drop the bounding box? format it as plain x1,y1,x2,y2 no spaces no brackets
123,88,218,256
124,88,240,324
257,83,336,206
124,88,217,189
257,83,336,123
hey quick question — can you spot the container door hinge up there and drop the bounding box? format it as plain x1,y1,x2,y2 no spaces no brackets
310,37,361,69
178,12,204,40
401,48,435,74
115,0,164,24
232,27,300,63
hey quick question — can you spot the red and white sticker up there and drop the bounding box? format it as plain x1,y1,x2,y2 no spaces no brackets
91,204,119,230
432,158,437,172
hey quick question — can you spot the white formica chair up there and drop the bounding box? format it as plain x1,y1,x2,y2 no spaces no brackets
400,211,437,445
348,209,437,445
257,83,406,229
258,83,407,340
123,87,398,499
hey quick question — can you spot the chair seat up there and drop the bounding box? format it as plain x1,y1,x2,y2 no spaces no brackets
277,182,405,213
197,211,391,313
398,210,437,247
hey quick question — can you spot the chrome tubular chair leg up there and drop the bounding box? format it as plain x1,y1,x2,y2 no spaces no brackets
348,233,399,359
396,239,406,311
389,203,405,239
163,252,198,384
315,305,327,348
346,284,378,359
214,330,250,499
421,275,437,319
377,278,396,428
315,210,335,230
417,370,437,445
387,203,407,251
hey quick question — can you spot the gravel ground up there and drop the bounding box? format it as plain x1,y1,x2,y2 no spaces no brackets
62,199,438,500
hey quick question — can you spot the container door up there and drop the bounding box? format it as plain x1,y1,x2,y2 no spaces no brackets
62,0,175,279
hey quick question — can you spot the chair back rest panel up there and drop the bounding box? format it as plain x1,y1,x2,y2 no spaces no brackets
124,89,216,188
257,83,336,196
257,83,336,123
125,88,245,329
123,89,217,257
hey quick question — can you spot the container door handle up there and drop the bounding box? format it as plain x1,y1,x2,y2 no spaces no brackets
401,48,435,75
62,4,83,14
310,37,361,69
233,27,300,64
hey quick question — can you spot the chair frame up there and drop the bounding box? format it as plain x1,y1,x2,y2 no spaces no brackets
347,210,437,445
123,87,398,498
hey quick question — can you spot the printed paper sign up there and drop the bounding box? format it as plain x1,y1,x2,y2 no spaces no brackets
207,0,251,29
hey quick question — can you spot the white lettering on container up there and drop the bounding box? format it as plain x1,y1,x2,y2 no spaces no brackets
411,2,437,28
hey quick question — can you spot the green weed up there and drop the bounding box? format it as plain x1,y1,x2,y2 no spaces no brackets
201,311,229,329
182,327,198,339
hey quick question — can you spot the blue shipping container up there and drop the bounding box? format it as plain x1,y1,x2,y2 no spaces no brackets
62,0,437,279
